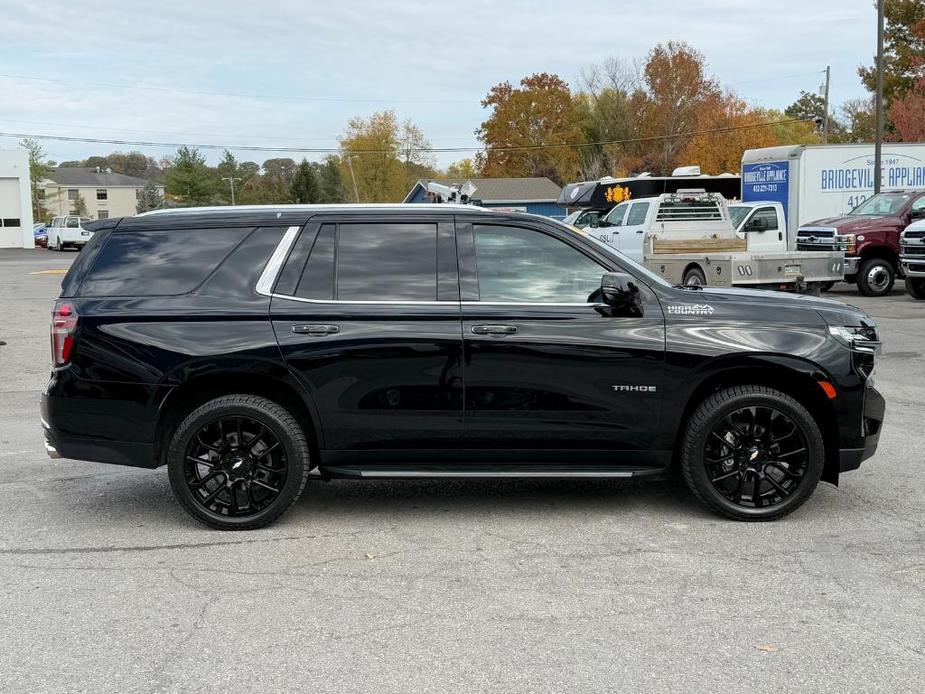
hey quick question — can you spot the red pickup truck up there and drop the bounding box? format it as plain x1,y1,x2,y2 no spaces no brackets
796,190,925,296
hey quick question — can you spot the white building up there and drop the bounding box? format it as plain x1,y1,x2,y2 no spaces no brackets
0,149,34,249
39,167,164,221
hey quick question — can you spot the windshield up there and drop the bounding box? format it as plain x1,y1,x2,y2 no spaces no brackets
553,220,672,288
849,193,911,216
728,206,750,228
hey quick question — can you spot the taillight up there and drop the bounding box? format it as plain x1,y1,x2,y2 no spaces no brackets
51,300,78,366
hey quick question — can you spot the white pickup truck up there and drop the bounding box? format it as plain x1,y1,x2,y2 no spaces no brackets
584,190,845,291
47,215,95,251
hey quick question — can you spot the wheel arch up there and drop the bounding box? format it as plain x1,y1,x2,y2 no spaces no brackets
152,370,323,469
859,245,899,270
671,357,841,484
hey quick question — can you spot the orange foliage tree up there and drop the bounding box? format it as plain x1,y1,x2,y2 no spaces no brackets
476,73,585,184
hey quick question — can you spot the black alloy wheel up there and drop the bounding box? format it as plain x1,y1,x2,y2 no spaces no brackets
703,405,808,509
183,416,288,518
167,395,311,530
681,385,824,521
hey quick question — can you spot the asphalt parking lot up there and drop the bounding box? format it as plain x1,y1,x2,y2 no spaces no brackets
1,247,923,693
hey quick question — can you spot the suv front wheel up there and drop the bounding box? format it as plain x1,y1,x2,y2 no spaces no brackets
680,385,824,521
167,395,311,530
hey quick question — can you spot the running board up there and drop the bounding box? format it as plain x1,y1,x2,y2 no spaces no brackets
318,465,665,480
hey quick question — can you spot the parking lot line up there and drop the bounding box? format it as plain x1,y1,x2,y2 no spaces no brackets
28,269,68,275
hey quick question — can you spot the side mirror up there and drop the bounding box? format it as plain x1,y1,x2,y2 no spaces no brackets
600,272,644,317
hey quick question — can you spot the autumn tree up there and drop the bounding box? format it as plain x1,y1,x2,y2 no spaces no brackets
859,0,925,103
680,94,778,175
890,75,925,141
761,108,820,146
574,57,640,177
476,73,584,185
445,159,478,178
629,42,723,174
840,98,877,142
338,110,433,202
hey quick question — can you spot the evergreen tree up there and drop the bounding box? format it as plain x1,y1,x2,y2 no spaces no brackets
290,159,320,203
71,193,88,217
316,158,344,203
164,146,216,206
136,180,165,214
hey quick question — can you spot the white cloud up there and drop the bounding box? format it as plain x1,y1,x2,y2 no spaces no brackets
0,0,877,167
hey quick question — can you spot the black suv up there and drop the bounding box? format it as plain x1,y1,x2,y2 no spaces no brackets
42,205,884,529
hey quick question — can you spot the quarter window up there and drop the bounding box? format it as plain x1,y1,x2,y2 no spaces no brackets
625,202,650,226
335,223,437,301
473,225,605,303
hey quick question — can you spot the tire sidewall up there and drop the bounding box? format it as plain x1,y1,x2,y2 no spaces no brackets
167,399,307,529
858,258,895,297
684,390,824,520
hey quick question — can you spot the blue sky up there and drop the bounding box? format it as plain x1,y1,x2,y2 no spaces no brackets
0,0,876,169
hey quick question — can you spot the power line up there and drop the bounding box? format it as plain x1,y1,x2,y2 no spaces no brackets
0,72,473,105
0,118,811,155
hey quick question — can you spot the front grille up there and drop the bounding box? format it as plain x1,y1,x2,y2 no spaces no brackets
797,227,843,252
902,230,925,258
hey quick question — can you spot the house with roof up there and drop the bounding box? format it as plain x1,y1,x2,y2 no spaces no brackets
403,177,563,218
39,167,165,220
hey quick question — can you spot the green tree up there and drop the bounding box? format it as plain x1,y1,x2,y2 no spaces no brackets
136,180,164,213
290,159,320,203
164,146,216,206
315,158,344,203
840,98,877,142
71,193,88,216
859,0,925,103
19,138,52,220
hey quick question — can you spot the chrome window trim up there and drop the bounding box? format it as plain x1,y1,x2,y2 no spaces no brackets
257,224,602,308
268,292,599,308
255,225,301,297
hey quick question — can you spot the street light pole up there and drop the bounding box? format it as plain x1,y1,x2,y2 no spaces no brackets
874,0,885,194
222,176,241,205
821,65,831,144
344,155,360,203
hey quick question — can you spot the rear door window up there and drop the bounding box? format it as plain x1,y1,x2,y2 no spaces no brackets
336,223,437,301
79,228,252,296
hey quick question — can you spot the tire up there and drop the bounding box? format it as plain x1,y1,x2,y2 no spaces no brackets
167,394,311,530
683,266,706,287
906,278,925,300
680,385,824,521
856,258,895,297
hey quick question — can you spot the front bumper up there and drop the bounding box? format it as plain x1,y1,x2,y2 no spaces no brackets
844,256,860,275
838,384,885,473
900,255,925,278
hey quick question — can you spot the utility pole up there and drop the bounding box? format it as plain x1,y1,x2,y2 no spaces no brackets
874,0,885,194
222,176,241,205
821,65,831,144
344,155,360,203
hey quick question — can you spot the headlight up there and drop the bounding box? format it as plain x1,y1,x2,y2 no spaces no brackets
843,233,857,254
828,323,881,354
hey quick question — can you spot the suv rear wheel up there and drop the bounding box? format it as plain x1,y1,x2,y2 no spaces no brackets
857,258,895,297
906,278,925,300
680,385,824,521
167,395,311,530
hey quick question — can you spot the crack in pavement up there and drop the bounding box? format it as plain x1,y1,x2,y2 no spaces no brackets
0,535,312,555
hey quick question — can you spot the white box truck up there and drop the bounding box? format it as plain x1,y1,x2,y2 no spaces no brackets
741,143,925,243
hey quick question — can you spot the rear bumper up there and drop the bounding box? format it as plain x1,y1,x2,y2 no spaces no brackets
41,392,158,468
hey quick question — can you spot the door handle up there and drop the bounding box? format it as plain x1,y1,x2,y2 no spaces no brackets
291,324,340,336
471,324,518,336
